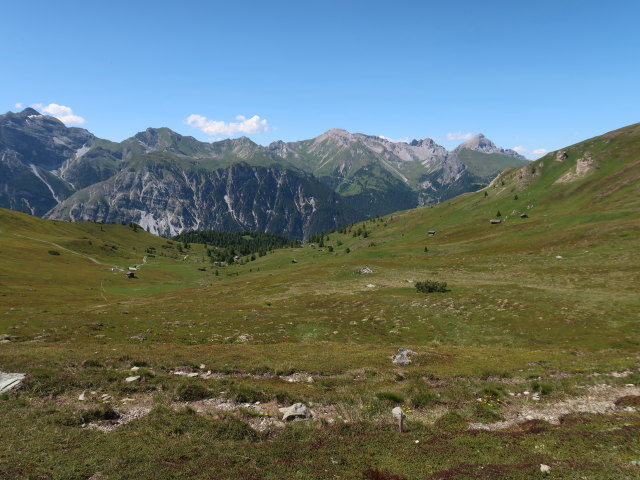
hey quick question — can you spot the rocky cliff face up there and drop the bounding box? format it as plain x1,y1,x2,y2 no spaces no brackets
47,160,356,239
0,109,93,214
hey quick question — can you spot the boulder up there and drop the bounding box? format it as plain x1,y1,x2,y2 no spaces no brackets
279,402,312,421
392,348,416,366
391,406,405,421
0,372,26,393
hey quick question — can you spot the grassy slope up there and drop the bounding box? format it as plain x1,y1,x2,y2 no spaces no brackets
1,123,639,479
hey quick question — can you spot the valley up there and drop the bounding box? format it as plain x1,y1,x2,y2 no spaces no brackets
1,123,639,479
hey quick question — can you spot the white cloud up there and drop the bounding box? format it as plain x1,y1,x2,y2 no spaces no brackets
379,135,409,143
533,148,547,155
447,131,473,141
512,146,526,153
14,102,23,109
186,113,269,136
32,103,85,125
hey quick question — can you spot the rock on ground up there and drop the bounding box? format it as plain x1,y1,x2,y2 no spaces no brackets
0,372,26,393
392,348,416,366
279,403,312,421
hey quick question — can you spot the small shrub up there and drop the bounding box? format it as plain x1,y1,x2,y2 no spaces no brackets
472,402,503,422
434,411,468,431
48,250,61,255
375,392,405,404
81,359,104,368
228,385,267,404
80,404,119,424
415,280,448,294
411,391,439,408
531,381,553,395
274,390,297,404
175,383,211,401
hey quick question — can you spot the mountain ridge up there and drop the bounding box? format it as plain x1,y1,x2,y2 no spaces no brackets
1,108,530,238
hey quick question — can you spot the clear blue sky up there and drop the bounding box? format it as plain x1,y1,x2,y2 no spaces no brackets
2,0,639,158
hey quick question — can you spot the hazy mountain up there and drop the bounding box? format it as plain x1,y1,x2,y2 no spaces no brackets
453,133,526,159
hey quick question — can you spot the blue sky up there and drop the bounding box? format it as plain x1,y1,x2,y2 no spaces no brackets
2,0,639,158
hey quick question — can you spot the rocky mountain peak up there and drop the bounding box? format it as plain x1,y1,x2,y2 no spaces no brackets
324,128,350,137
454,133,526,160
410,138,438,148
19,107,42,117
317,128,355,144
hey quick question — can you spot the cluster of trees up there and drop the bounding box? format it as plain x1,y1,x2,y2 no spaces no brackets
173,230,300,265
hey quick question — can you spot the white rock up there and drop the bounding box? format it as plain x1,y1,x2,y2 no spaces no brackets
130,366,140,372
540,464,551,473
0,372,26,394
279,403,312,421
392,348,416,366
392,406,405,421
78,391,86,401
125,376,140,383
199,364,206,369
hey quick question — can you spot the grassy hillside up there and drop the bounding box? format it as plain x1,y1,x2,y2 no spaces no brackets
1,123,639,479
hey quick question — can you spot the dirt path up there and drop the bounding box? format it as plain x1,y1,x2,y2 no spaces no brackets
15,234,113,266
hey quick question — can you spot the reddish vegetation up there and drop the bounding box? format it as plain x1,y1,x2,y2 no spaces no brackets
614,395,640,407
512,419,551,434
363,468,407,480
428,462,537,479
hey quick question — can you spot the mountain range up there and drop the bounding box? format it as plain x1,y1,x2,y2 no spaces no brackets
0,108,528,238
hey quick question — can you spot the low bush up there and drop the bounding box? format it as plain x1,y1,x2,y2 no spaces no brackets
175,383,211,401
531,381,553,395
410,391,440,408
375,392,405,404
227,385,267,404
415,280,448,293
